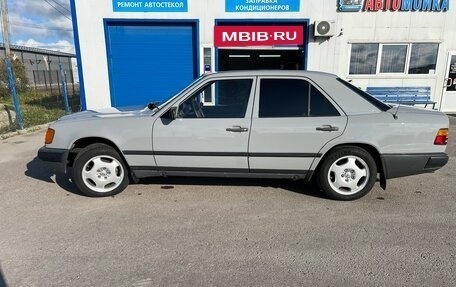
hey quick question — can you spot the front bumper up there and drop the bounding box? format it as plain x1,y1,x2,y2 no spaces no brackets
38,146,69,164
381,152,449,179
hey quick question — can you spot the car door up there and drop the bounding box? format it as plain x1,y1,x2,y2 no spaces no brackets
248,76,347,176
152,77,256,173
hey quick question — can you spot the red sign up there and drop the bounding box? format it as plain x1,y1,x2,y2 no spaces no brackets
214,26,304,47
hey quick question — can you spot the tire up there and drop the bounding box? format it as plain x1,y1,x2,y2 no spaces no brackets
72,143,129,197
318,146,377,201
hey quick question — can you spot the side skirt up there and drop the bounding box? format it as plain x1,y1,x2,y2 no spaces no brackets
130,166,309,181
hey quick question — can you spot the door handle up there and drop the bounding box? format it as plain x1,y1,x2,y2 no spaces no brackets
444,78,453,88
226,126,249,133
316,125,339,132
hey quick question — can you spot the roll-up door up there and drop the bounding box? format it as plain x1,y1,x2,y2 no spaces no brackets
106,21,198,107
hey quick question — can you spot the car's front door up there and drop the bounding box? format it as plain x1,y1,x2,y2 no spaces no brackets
152,77,256,173
248,77,347,177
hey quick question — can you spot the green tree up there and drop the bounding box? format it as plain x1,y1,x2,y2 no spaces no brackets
0,57,29,99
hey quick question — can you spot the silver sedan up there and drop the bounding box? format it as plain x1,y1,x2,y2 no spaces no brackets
38,70,449,200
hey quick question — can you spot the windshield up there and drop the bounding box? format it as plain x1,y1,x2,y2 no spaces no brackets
155,74,207,110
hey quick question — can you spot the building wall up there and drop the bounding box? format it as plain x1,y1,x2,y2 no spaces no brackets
72,0,456,111
335,3,456,112
1,47,76,89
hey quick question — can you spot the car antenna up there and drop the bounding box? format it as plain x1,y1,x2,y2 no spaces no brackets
393,103,400,120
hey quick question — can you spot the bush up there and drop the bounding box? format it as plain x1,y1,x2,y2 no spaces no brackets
0,57,30,99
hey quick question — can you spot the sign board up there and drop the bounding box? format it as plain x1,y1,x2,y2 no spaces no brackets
338,0,363,12
214,26,304,47
225,0,300,12
338,0,449,12
113,0,188,12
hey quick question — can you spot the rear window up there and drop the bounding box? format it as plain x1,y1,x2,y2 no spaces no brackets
336,78,391,112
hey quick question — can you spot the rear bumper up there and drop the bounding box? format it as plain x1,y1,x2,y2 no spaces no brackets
38,146,68,164
381,152,449,179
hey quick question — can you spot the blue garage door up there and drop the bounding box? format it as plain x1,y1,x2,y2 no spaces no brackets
106,22,198,107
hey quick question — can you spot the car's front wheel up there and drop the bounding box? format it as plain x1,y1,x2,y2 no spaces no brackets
318,146,377,201
72,143,129,197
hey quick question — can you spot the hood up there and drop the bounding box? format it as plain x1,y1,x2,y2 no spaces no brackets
57,106,152,122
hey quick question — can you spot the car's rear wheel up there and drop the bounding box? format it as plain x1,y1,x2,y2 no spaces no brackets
72,143,129,197
318,146,377,201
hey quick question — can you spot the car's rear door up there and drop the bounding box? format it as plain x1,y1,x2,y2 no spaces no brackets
248,76,347,176
152,76,256,173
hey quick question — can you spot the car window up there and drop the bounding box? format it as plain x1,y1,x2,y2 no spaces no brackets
259,79,309,118
259,79,339,118
178,79,253,118
309,86,340,117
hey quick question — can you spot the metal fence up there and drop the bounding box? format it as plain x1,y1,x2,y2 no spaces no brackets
32,69,79,99
0,68,80,134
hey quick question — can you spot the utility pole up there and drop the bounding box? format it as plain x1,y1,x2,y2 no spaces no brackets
0,0,24,130
0,0,11,56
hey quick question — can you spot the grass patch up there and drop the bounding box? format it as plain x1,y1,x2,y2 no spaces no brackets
21,104,66,127
0,91,79,133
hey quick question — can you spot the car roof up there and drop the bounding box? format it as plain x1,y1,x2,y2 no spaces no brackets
204,70,337,79
203,70,385,115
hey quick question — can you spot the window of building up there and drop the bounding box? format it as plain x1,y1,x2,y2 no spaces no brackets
349,43,379,75
349,43,439,75
259,79,339,118
380,44,408,73
408,43,439,74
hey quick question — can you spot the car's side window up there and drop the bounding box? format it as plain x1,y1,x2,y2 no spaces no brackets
178,79,253,119
259,78,339,118
309,86,340,117
259,79,309,118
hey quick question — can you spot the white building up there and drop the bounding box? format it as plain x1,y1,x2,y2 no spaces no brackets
70,0,456,112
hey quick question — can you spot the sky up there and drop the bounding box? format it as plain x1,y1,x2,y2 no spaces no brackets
5,0,74,53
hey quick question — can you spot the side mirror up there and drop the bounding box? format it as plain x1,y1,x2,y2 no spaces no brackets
163,106,177,120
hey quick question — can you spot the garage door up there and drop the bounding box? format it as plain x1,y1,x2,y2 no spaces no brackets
106,22,198,107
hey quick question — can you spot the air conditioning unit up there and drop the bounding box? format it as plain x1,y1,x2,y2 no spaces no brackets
314,20,335,37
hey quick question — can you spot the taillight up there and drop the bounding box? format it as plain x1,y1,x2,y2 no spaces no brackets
434,128,448,145
45,128,55,144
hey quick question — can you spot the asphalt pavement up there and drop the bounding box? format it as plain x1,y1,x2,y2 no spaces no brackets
0,117,455,287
